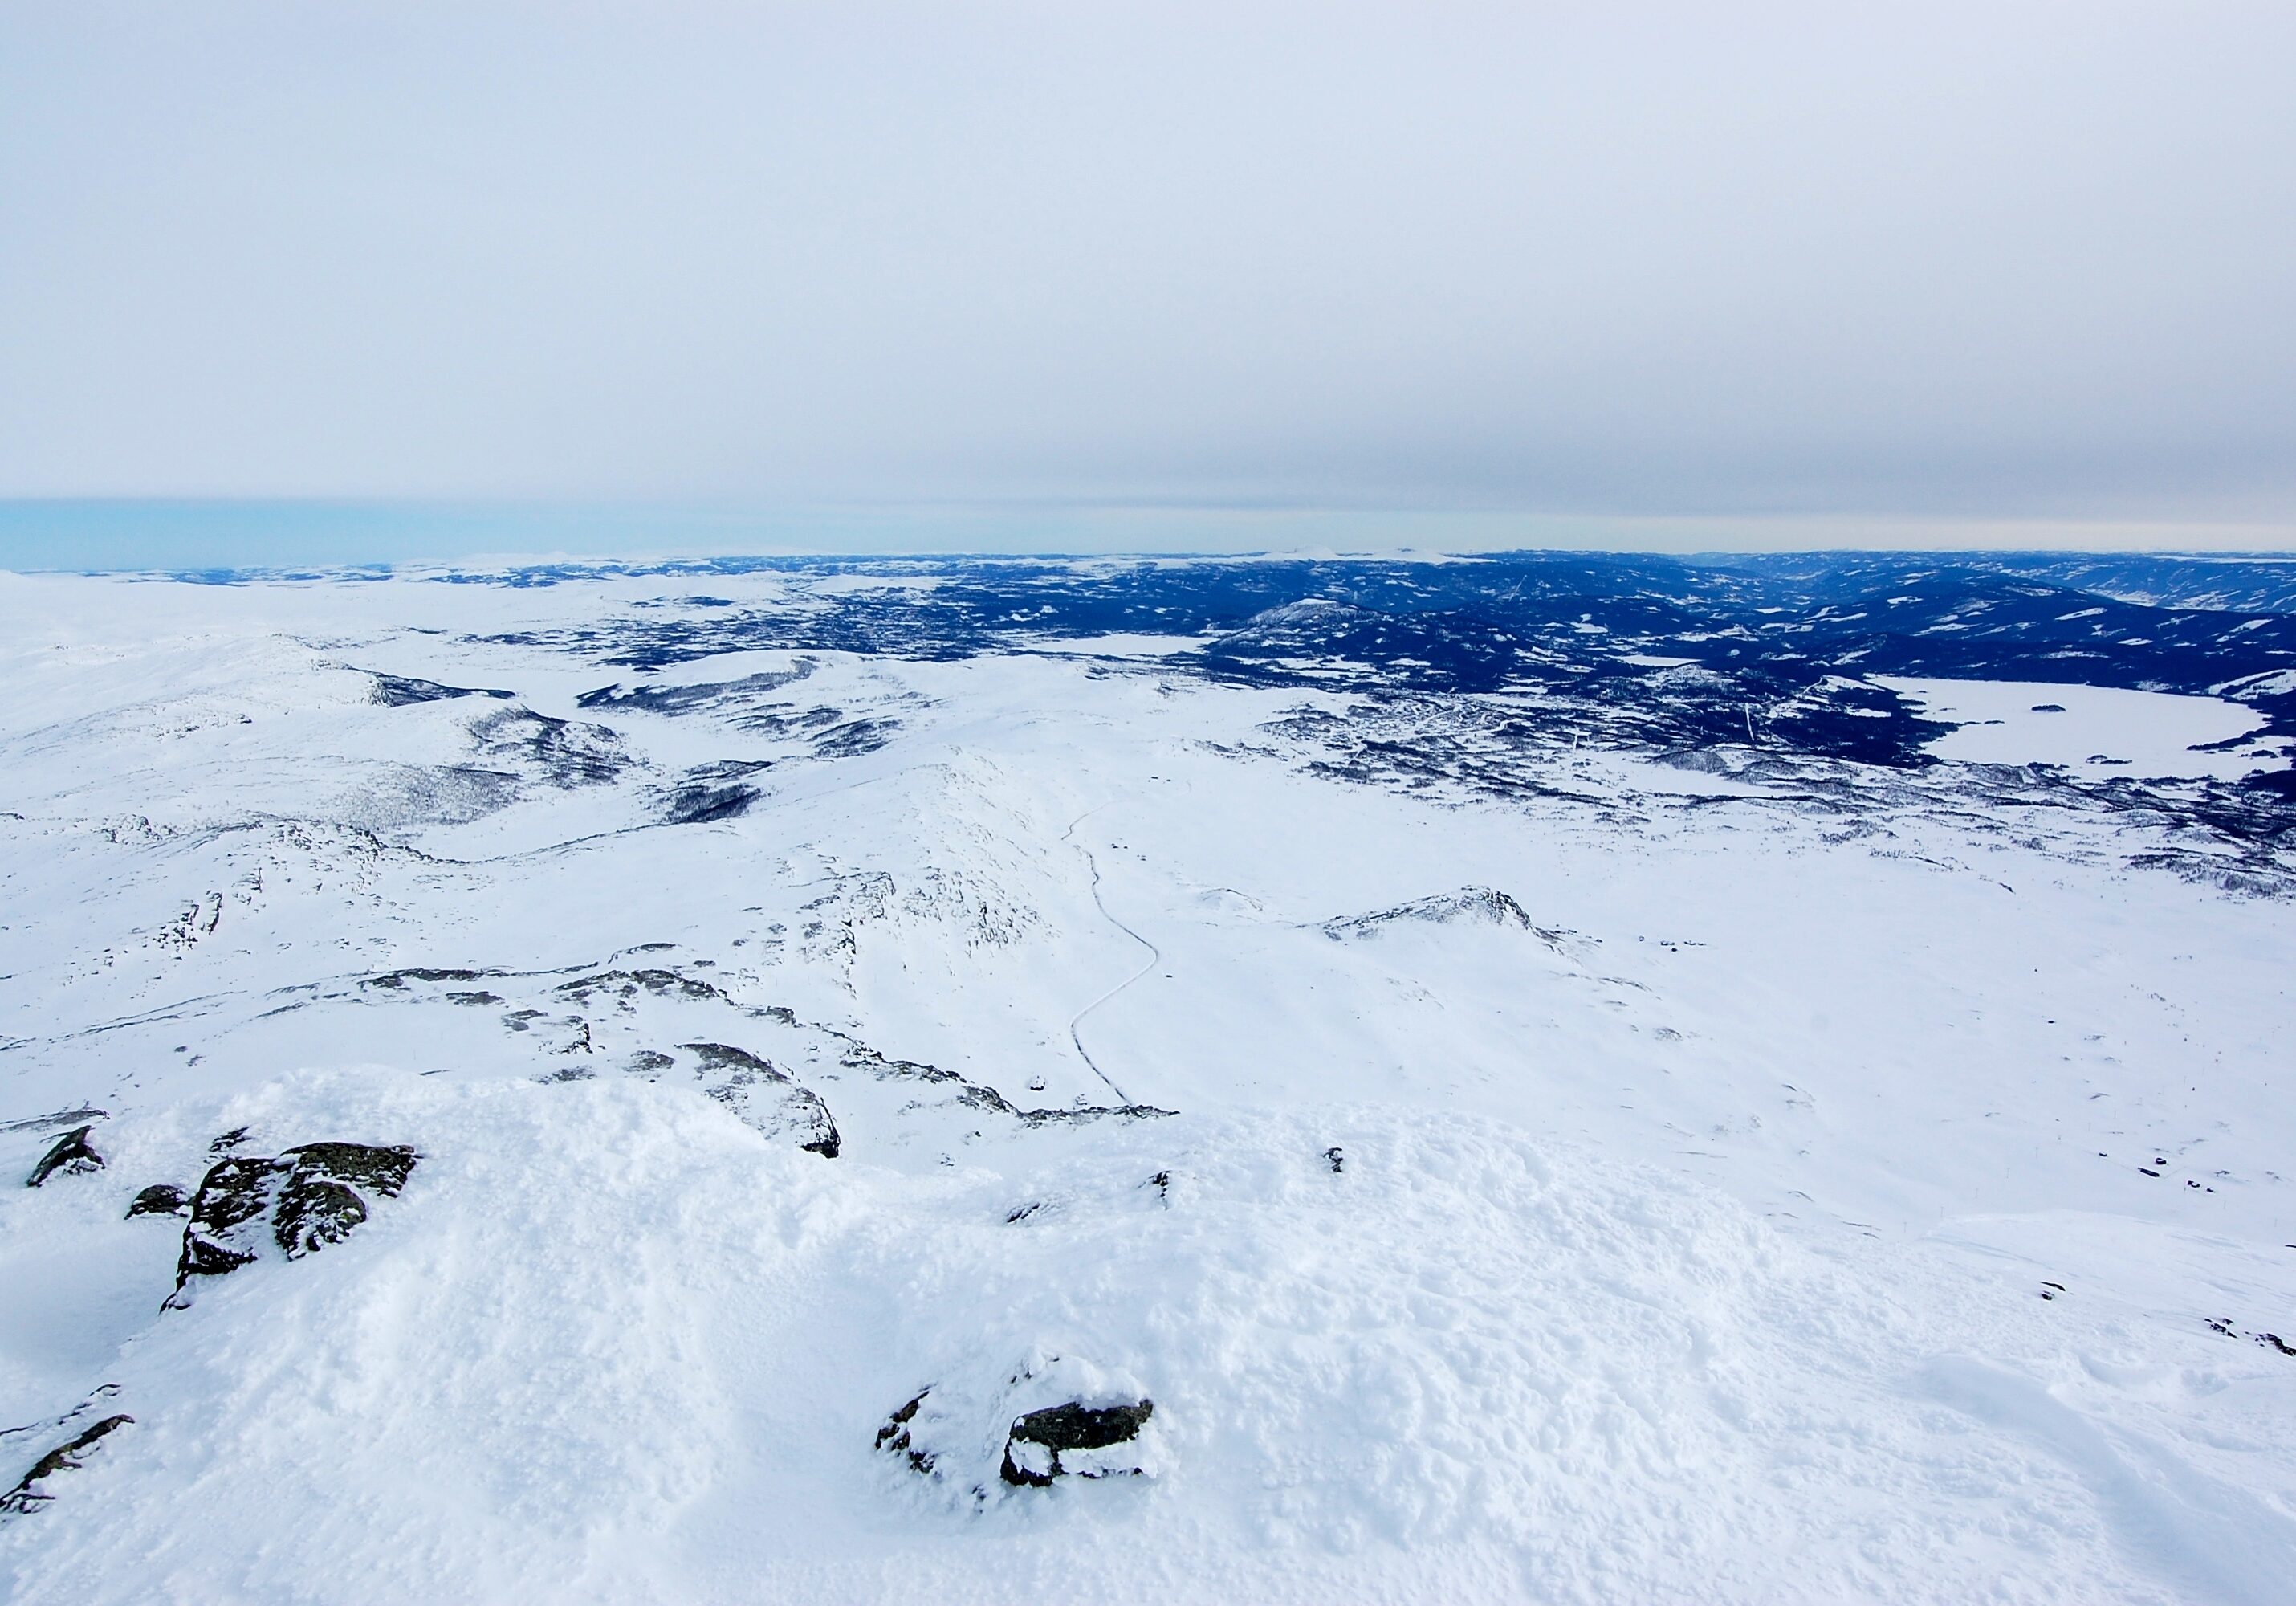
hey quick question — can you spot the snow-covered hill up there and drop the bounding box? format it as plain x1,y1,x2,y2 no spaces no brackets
2,555,2294,1603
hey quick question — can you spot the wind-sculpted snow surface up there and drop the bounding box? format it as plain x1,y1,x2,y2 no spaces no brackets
2,554,2296,1603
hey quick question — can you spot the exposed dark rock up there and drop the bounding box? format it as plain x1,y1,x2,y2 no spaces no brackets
369,673,515,707
556,968,726,1005
171,1155,289,1294
279,1143,417,1209
126,1184,189,1218
1,1413,133,1515
273,1177,367,1257
362,968,489,991
1018,1102,1179,1130
999,1400,1156,1486
874,1389,936,1474
1323,887,1532,940
167,1143,418,1306
208,1127,251,1156
24,1127,103,1188
1324,1146,1345,1174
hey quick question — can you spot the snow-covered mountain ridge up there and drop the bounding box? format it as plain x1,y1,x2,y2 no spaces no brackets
2,552,2293,1603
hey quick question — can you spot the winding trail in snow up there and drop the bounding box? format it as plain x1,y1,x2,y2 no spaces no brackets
1060,806,1160,1106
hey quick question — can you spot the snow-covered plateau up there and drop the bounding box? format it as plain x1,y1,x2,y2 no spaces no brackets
3,552,2295,1604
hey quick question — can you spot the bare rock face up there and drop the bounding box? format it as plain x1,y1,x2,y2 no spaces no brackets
999,1400,1157,1487
23,1126,104,1188
166,1141,417,1307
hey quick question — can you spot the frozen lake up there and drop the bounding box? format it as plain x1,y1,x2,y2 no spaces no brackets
1876,676,2292,781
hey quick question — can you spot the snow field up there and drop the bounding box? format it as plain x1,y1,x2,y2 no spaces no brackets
14,1069,2270,1604
2,569,2294,1601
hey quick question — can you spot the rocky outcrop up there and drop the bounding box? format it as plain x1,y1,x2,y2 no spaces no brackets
273,1144,415,1257
1321,887,1533,940
368,673,515,707
24,1126,103,1188
172,1156,286,1287
360,968,491,992
681,1042,841,1157
166,1142,417,1307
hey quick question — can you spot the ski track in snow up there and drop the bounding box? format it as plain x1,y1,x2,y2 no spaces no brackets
1060,805,1158,1107
0,562,2294,1604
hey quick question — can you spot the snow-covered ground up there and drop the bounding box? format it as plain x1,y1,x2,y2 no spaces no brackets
1878,675,2291,781
2,567,2294,1603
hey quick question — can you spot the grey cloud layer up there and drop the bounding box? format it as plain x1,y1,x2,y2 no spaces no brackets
2,2,2290,517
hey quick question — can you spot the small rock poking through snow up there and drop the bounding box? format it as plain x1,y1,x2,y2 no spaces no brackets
999,1400,1157,1487
123,1185,187,1219
22,1129,103,1190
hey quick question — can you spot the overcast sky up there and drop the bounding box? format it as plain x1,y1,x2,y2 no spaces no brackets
2,2,2291,544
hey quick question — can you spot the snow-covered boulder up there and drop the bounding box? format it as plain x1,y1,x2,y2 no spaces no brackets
876,1354,1165,1498
999,1400,1157,1487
